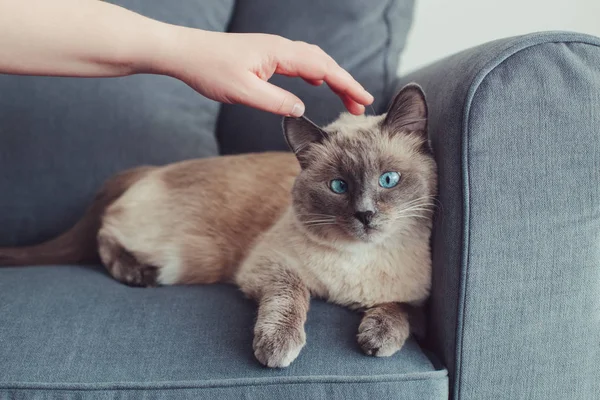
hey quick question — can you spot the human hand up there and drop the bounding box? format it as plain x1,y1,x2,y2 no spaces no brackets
0,0,372,117
151,29,374,117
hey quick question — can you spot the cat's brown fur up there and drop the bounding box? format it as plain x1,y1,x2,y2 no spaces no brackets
0,152,298,284
0,83,437,368
97,152,300,286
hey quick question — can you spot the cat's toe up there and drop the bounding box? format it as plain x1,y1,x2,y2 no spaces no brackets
99,236,159,288
253,323,306,368
357,314,409,357
120,265,159,288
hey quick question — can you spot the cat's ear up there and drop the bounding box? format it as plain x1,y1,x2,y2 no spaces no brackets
383,83,428,135
283,116,328,168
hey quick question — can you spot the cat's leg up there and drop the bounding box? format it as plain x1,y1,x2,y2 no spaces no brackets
357,302,410,357
97,230,158,287
239,267,310,368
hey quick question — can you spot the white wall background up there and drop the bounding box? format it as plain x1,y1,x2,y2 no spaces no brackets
399,0,600,75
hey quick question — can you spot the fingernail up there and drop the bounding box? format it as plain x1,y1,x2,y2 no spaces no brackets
291,103,305,117
365,91,374,103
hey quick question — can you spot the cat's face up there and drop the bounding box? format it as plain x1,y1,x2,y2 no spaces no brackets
284,84,437,244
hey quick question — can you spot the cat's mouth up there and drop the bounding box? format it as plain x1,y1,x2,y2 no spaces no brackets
362,224,377,234
352,222,381,242
297,215,382,243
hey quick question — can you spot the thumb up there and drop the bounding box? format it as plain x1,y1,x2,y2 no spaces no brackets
239,75,305,117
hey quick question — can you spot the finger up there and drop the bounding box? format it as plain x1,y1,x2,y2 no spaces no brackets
306,45,374,105
275,42,374,106
329,84,366,115
323,65,374,106
239,74,305,117
303,78,324,86
341,95,366,115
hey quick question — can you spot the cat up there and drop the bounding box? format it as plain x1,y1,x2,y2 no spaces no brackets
0,83,438,368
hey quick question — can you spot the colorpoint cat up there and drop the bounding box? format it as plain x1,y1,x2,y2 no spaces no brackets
0,83,438,368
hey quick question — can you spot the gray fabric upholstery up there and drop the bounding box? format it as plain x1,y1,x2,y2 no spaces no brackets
0,0,234,247
0,266,449,399
2,0,597,398
216,0,415,154
399,31,600,399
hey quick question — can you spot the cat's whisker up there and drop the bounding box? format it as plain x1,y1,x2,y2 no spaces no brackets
399,205,434,213
396,208,434,219
401,200,436,208
397,213,431,220
302,216,337,221
396,214,431,220
406,196,443,211
402,200,436,208
397,210,432,216
399,202,433,211
430,198,444,212
303,220,337,224
298,213,336,218
369,103,376,116
399,205,435,215
411,196,442,209
304,222,337,227
406,195,437,201
401,196,437,207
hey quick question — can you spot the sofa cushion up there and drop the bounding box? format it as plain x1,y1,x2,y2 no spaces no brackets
0,0,234,247
216,0,415,155
0,266,448,399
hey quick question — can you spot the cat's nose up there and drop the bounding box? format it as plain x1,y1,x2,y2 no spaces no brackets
354,210,375,226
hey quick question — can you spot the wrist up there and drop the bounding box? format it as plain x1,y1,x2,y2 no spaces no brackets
118,17,173,76
136,23,213,79
76,3,179,78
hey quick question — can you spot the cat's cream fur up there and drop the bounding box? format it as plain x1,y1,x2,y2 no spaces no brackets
0,84,437,368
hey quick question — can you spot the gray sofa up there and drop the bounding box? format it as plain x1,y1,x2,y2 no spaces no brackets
1,1,598,399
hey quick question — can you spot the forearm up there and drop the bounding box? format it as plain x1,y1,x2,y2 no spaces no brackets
0,0,180,77
0,0,372,116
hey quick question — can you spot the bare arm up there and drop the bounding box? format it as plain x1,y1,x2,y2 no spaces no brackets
0,0,373,116
0,0,163,77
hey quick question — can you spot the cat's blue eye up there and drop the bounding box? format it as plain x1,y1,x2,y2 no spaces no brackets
329,179,348,194
379,172,401,188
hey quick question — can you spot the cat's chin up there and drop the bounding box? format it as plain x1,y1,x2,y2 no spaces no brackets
353,228,387,245
296,219,388,247
329,223,388,245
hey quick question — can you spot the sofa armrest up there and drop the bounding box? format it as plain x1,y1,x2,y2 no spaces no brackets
396,32,600,400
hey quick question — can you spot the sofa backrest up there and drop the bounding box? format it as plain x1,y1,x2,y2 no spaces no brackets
0,0,234,246
217,0,415,155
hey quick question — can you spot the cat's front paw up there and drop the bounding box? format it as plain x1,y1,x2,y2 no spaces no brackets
253,322,306,368
357,313,409,357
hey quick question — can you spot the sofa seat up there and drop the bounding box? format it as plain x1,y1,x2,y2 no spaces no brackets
0,266,448,399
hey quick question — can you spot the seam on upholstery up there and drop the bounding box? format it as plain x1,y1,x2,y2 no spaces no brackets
223,0,237,33
381,0,395,104
455,32,600,400
0,370,448,391
382,0,416,105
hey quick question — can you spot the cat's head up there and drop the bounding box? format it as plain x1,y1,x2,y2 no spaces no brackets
283,83,437,244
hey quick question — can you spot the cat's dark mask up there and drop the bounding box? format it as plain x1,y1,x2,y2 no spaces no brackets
281,83,436,243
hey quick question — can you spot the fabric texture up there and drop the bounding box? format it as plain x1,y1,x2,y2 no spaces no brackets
0,266,448,399
399,31,600,399
216,0,415,155
0,0,234,247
